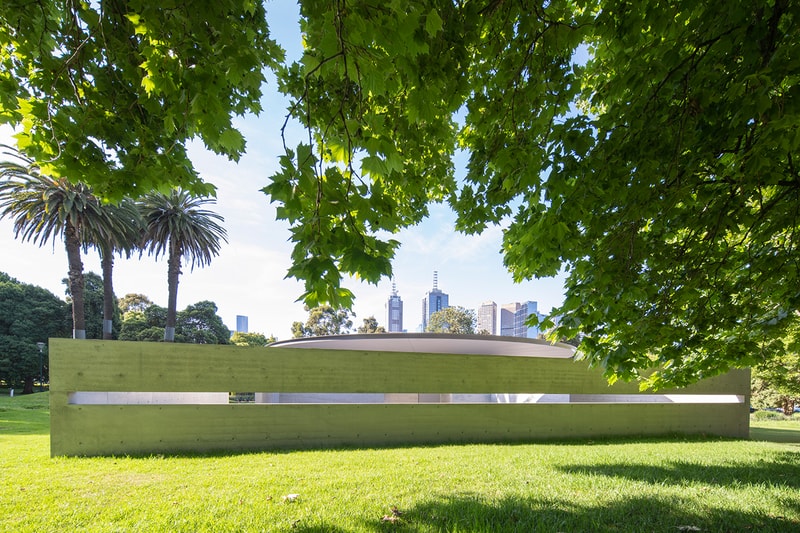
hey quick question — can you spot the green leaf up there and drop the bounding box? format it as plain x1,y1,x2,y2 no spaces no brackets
425,9,443,37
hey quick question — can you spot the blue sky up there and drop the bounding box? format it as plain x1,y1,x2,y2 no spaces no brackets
0,2,566,339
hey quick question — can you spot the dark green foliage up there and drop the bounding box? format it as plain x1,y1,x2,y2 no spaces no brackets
752,320,800,413
267,0,800,388
0,273,69,391
175,301,231,345
119,301,230,344
0,1,283,200
4,1,798,387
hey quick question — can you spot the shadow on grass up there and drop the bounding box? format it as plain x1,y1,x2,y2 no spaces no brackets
751,425,800,443
360,493,799,532
557,451,800,490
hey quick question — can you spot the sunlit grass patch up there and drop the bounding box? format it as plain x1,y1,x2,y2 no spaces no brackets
2,392,800,532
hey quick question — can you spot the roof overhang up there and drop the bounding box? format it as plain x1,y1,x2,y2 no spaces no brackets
269,333,576,358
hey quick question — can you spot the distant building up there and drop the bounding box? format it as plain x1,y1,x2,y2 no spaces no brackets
235,315,248,333
476,301,497,335
500,301,545,338
500,302,520,336
421,271,449,331
386,281,404,332
514,301,544,338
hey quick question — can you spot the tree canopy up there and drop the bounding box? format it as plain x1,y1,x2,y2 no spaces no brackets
751,318,800,414
138,189,227,341
230,332,277,346
3,1,798,387
426,307,476,335
357,316,386,334
0,273,69,391
0,1,283,200
270,0,800,387
119,299,231,344
292,306,354,338
118,294,154,315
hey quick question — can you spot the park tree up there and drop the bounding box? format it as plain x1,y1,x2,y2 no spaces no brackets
292,306,354,338
84,198,142,339
119,300,231,344
357,316,386,334
0,152,126,339
231,332,277,347
265,0,800,387
4,2,798,387
751,319,800,414
0,273,70,392
118,311,150,342
119,303,167,341
139,190,228,342
63,272,122,339
175,301,230,345
426,307,476,335
118,294,154,315
0,1,283,200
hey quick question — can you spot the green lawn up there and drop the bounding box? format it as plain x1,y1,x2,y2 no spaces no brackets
2,392,800,532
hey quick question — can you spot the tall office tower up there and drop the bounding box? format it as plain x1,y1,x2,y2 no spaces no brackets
235,315,249,333
421,271,449,331
514,301,544,338
477,301,497,335
386,281,404,332
500,302,520,336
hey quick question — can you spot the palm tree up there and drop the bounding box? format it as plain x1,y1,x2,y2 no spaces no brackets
0,150,106,339
82,199,143,339
138,189,228,342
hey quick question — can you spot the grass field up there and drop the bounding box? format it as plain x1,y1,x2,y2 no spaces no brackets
2,392,800,532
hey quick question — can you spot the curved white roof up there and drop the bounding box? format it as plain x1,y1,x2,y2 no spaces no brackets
269,333,576,358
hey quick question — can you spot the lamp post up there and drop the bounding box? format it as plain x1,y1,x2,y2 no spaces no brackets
36,342,45,392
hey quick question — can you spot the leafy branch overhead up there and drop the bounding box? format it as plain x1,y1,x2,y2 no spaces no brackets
0,1,283,200
2,1,798,387
268,0,799,387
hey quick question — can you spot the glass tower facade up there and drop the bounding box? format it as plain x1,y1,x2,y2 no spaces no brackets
421,271,449,331
500,301,544,338
386,282,404,332
499,302,520,336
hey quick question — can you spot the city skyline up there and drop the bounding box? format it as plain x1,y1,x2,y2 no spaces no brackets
386,275,547,338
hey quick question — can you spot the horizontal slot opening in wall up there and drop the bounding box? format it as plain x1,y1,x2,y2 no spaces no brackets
67,392,745,406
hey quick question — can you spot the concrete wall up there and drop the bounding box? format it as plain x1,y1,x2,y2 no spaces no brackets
49,339,750,456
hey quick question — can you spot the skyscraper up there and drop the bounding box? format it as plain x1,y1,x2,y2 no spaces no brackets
421,271,449,331
514,301,544,338
235,315,248,333
500,302,520,336
477,301,497,335
500,301,545,338
386,280,404,332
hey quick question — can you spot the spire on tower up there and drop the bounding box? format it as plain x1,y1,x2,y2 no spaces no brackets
433,270,438,290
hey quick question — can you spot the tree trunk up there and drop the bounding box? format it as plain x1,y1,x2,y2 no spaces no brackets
164,239,181,342
101,247,115,340
64,221,86,339
23,376,34,395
